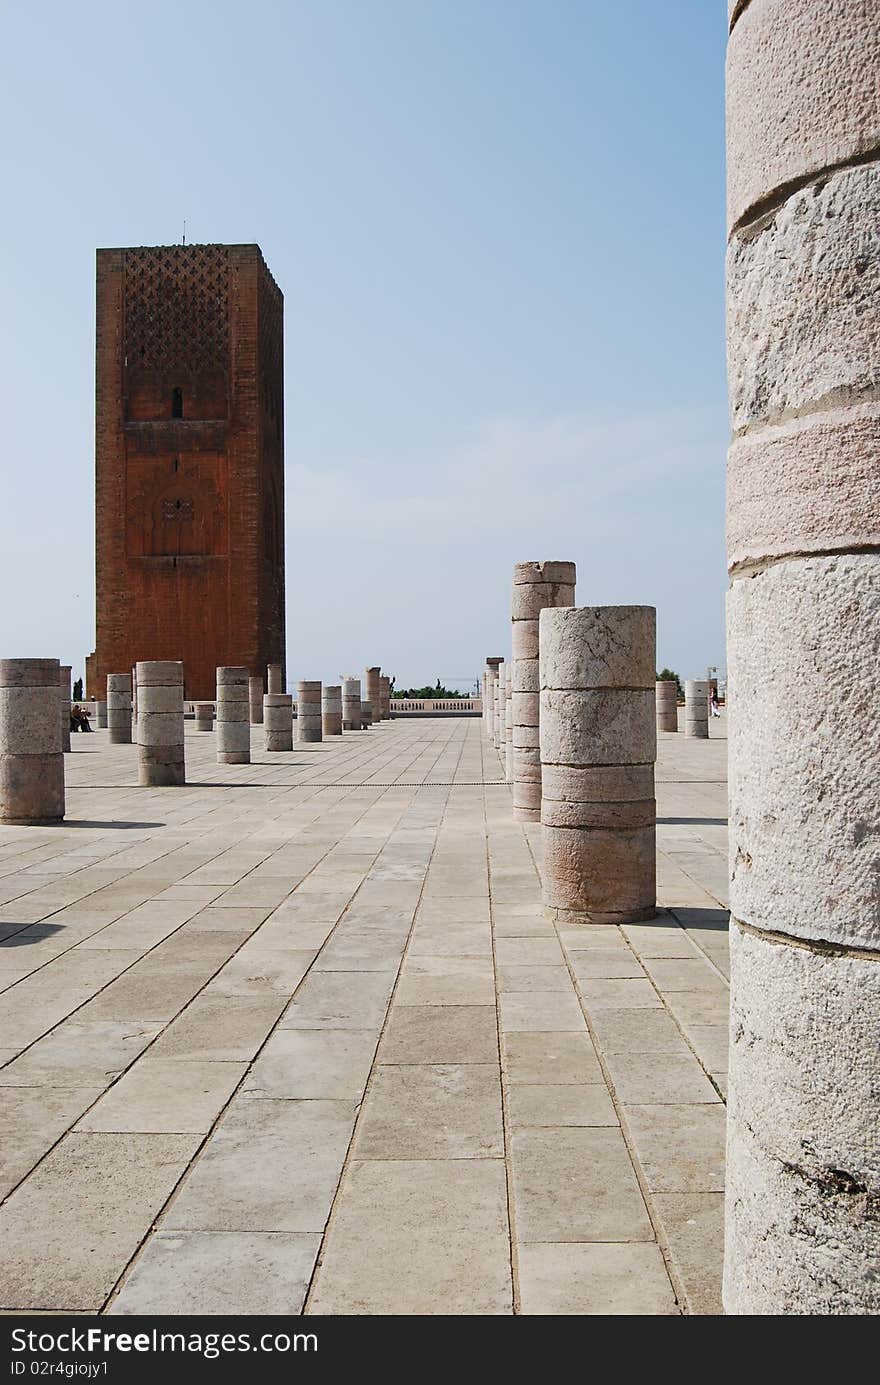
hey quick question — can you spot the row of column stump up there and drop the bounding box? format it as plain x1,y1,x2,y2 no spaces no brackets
0,662,395,822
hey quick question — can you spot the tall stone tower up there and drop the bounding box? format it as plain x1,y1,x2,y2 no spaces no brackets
89,243,285,701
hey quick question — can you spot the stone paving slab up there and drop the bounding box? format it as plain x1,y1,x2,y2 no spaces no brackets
0,716,730,1314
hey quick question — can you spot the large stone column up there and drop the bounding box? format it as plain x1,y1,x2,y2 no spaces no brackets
136,661,185,787
322,685,343,737
724,0,880,1315
94,700,108,729
539,606,655,924
217,667,250,764
264,693,293,751
361,700,373,729
296,681,323,743
512,561,576,820
107,673,132,745
342,678,362,731
683,679,709,739
379,675,391,720
249,676,264,725
0,659,65,824
194,703,214,731
131,665,138,739
484,657,502,738
267,663,284,694
59,665,71,753
365,667,381,718
656,679,678,733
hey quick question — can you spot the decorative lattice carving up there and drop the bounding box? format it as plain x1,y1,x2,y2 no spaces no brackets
162,497,194,522
123,245,229,375
258,257,283,428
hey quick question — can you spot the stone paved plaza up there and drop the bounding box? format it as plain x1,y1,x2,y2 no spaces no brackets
0,715,728,1315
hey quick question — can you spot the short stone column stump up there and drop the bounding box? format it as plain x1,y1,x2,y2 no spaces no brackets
264,693,293,751
217,667,250,764
194,703,214,731
684,680,709,739
322,686,343,737
656,680,678,733
342,678,362,731
107,673,133,745
136,661,185,787
539,605,656,925
0,658,65,824
296,681,323,743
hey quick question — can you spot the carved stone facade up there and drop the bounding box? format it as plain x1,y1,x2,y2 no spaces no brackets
90,243,285,700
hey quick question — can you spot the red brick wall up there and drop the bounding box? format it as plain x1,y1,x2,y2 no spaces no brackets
92,244,285,701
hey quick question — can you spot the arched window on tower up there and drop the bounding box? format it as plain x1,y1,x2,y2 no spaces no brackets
171,387,184,419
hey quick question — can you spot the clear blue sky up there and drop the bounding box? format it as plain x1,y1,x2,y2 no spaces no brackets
0,0,728,691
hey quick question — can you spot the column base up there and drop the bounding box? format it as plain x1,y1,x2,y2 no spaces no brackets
543,904,659,925
217,752,250,764
138,764,185,787
0,815,65,826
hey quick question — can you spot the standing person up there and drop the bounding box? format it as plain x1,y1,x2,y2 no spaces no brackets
709,688,720,718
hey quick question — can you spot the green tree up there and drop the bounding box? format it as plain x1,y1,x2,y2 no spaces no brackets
657,668,683,699
73,677,83,701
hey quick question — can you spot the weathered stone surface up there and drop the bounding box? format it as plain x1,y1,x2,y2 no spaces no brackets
0,688,62,755
728,167,880,430
539,606,656,925
727,404,880,569
512,659,539,695
0,660,64,824
106,673,132,745
728,554,879,950
510,692,536,727
136,663,184,786
542,824,656,922
296,681,322,743
684,681,709,740
539,690,656,765
322,685,343,737
728,925,878,1186
512,620,539,662
513,561,577,586
726,0,880,1317
194,703,213,731
263,693,292,751
342,678,362,731
539,607,655,690
513,723,539,750
726,919,880,1311
542,763,655,802
656,681,678,733
135,685,184,715
137,713,184,746
726,0,880,231
267,664,284,694
135,661,184,686
541,798,655,830
511,582,576,622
